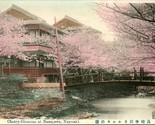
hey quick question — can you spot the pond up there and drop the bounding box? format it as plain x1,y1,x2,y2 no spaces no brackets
91,96,155,119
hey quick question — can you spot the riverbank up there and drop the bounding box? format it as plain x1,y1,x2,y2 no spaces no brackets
0,78,98,120
1,81,155,119
0,96,97,119
0,98,62,119
0,83,96,119
137,86,155,94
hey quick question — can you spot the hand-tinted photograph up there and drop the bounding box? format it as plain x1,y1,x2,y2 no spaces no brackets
0,0,154,124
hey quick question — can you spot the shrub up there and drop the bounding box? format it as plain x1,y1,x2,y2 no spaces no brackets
27,77,36,83
5,73,27,83
0,73,27,98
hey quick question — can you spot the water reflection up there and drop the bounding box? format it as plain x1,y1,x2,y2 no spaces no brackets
91,96,155,119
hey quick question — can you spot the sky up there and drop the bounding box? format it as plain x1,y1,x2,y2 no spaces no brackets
0,0,115,41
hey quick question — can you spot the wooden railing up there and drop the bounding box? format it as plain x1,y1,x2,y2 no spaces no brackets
64,72,155,85
3,67,59,77
64,73,98,85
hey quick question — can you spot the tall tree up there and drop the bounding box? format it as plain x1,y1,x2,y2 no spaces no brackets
0,13,34,60
97,3,155,71
0,13,36,76
61,28,113,69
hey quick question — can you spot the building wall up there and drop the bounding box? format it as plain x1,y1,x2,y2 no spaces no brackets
3,66,58,76
26,24,52,35
23,61,36,67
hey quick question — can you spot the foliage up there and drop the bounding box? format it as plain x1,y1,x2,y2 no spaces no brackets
4,73,27,83
26,77,36,83
0,13,35,60
97,3,155,42
96,3,155,71
0,73,26,98
61,28,112,69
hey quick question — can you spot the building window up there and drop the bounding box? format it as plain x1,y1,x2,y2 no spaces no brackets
39,62,44,68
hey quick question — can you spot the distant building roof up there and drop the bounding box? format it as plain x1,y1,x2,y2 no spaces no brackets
55,15,102,34
54,15,83,29
63,15,84,26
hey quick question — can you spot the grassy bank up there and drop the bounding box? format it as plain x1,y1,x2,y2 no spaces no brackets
0,74,94,119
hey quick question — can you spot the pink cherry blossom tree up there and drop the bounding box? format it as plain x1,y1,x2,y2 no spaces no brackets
0,13,36,76
96,3,155,72
61,28,113,70
0,13,35,60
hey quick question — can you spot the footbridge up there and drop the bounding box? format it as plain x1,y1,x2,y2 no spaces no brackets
64,72,155,89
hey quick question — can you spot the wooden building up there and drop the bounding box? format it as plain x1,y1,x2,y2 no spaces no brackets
1,4,65,83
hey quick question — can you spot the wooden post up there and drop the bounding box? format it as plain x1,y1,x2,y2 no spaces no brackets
152,111,155,119
54,17,65,99
8,59,10,75
0,63,3,77
140,67,143,82
0,58,4,77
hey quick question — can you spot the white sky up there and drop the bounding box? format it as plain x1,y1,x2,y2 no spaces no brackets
0,0,116,41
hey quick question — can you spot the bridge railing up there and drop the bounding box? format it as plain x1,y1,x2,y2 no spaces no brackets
64,73,98,85
64,72,120,85
64,72,155,85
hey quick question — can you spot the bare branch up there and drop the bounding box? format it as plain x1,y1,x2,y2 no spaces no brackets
129,3,144,19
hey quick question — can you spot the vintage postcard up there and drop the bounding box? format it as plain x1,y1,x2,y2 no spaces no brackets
0,0,155,124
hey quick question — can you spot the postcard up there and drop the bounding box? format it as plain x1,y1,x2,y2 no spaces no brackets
0,0,155,124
